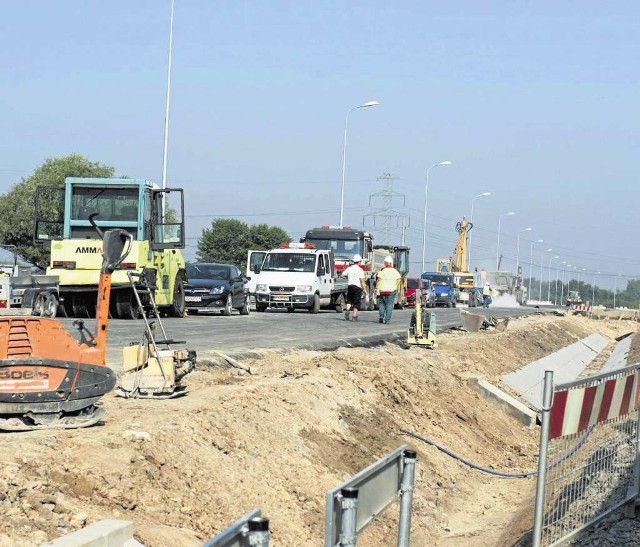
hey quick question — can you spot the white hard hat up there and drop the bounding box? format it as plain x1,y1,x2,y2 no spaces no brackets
353,254,362,262
384,256,393,264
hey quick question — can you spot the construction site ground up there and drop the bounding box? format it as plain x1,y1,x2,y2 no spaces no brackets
0,313,638,546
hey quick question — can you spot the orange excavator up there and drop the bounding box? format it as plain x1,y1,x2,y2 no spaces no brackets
0,215,131,431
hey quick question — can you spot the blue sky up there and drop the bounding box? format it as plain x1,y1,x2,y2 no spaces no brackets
2,1,638,288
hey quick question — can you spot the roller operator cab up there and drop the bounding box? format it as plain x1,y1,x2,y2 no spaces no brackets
34,178,187,319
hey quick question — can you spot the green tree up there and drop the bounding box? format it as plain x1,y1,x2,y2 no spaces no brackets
0,154,115,269
196,219,290,269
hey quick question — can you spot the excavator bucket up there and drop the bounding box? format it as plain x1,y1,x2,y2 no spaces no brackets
0,219,131,432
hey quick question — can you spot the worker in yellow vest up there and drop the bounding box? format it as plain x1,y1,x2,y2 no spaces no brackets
375,256,401,324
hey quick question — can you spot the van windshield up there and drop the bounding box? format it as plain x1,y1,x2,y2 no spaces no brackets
262,253,316,272
421,274,452,286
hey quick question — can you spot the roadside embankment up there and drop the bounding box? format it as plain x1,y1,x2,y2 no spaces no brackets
0,314,635,546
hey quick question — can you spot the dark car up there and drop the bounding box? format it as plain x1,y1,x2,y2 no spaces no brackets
184,263,250,316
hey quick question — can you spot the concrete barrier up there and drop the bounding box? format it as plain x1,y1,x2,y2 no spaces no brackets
42,520,143,547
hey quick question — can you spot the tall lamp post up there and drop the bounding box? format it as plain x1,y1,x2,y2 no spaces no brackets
554,261,562,305
592,271,600,307
339,100,380,227
529,239,544,299
539,248,553,303
516,227,532,275
468,192,491,269
496,212,515,270
564,264,573,305
421,161,452,272
547,255,559,302
161,0,176,197
613,274,622,309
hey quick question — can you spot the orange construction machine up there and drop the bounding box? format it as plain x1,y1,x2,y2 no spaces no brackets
0,215,130,431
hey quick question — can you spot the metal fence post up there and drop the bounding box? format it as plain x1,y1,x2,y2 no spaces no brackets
626,407,640,517
397,449,417,547
339,488,359,546
532,370,554,547
248,517,269,546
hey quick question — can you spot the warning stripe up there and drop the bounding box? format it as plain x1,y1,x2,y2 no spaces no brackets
549,370,640,440
571,305,593,312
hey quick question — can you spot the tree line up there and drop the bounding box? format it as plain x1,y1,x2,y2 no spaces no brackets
0,154,289,272
525,277,640,309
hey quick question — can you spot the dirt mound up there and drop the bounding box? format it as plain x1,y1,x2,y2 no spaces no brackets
0,314,635,546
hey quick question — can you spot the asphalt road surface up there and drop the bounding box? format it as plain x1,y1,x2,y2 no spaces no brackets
58,304,551,370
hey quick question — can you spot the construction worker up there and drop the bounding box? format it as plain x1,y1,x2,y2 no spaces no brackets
482,283,492,309
342,254,367,321
376,256,401,324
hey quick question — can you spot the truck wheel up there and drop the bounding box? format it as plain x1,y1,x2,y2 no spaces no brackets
70,294,90,318
446,299,453,308
32,292,46,316
256,303,267,312
43,294,58,318
169,272,186,317
309,294,320,314
116,290,141,320
286,307,295,313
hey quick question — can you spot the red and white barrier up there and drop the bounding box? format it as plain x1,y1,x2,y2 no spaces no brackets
571,304,592,312
549,371,640,439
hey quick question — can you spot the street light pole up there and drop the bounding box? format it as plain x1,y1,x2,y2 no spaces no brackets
613,274,621,309
161,0,176,192
548,255,559,302
468,192,491,269
529,239,543,300
539,248,552,302
421,161,452,272
339,100,380,227
516,227,532,275
592,271,600,307
554,262,563,305
496,212,515,270
560,264,571,306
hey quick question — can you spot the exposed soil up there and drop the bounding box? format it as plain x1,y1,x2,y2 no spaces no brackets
0,314,636,547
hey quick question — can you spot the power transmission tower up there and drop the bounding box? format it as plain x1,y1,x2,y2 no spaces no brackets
363,172,410,245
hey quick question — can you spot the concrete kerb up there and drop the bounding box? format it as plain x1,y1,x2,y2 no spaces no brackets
468,377,538,428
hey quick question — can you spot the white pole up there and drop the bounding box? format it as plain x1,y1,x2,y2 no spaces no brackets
516,227,532,276
496,212,515,270
421,161,452,273
468,192,490,269
161,0,175,191
339,101,379,228
528,239,543,299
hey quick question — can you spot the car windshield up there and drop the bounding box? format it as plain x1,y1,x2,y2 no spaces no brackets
407,279,419,289
186,264,230,280
261,252,316,272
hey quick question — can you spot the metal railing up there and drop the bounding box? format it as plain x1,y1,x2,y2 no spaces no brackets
325,445,416,547
533,365,640,546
